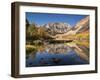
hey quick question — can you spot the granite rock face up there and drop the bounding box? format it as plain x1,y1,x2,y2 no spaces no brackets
43,22,72,35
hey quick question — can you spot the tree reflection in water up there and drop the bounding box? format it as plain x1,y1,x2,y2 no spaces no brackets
26,42,89,67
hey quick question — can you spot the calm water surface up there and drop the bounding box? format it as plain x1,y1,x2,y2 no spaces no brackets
26,43,89,67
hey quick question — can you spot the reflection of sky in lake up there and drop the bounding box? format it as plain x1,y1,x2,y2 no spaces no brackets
26,44,89,67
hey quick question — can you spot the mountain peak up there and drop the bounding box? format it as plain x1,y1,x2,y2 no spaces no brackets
43,22,72,35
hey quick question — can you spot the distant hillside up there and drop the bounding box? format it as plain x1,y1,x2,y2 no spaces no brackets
26,16,89,41
49,16,89,40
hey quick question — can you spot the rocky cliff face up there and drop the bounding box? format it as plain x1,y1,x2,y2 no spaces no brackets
74,16,89,34
43,22,72,35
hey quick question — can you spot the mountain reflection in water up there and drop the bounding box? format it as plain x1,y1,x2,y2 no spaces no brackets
26,42,89,67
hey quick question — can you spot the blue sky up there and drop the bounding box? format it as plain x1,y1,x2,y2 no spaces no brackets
26,12,88,27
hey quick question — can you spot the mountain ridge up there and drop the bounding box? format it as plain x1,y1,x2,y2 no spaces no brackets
26,16,89,41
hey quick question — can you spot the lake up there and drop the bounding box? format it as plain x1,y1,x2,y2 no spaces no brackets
26,42,89,67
